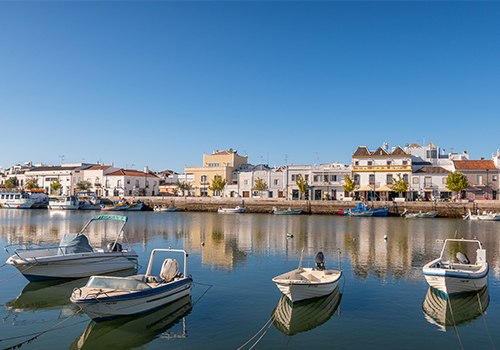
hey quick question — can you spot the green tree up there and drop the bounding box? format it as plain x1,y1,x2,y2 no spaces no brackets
209,175,227,196
76,180,92,193
392,174,409,198
296,174,309,200
175,180,193,197
25,178,39,189
342,174,356,197
50,180,62,194
446,172,469,200
5,177,17,189
252,177,267,197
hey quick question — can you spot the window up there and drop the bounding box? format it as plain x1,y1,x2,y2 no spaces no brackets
208,163,219,167
269,191,273,198
117,180,122,187
354,174,360,184
146,181,149,188
314,175,319,182
367,161,373,166
95,177,100,184
493,175,498,181
274,179,279,185
369,174,375,184
200,188,208,196
413,177,419,184
136,180,139,186
477,175,483,185
244,180,249,185
129,190,132,195
127,180,130,184
442,177,447,184
386,174,393,184
387,160,392,165
330,175,337,182
291,175,296,181
323,175,328,182
424,177,432,187
201,175,207,182
403,174,408,182
403,160,408,165
305,175,309,181
354,161,359,166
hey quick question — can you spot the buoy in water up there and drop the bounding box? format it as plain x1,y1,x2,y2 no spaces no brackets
384,235,388,240
286,233,293,238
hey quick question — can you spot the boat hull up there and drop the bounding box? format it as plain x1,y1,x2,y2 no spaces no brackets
274,210,302,215
6,251,138,282
72,277,193,321
0,198,36,209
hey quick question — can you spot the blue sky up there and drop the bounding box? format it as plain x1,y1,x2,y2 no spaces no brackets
1,2,499,173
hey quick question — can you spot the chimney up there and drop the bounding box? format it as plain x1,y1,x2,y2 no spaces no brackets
144,166,149,173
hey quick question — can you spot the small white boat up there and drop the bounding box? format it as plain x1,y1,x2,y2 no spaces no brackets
71,248,193,321
463,208,500,221
422,286,489,331
5,215,138,281
402,209,438,218
0,192,36,209
218,206,245,214
422,238,489,295
272,286,341,336
272,250,342,303
272,207,303,215
48,195,80,210
154,205,178,212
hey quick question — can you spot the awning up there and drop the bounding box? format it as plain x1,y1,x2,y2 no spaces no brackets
439,188,451,192
355,184,376,192
423,188,433,192
376,185,393,192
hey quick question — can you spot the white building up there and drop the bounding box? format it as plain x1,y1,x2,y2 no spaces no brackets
225,165,286,198
25,163,95,195
104,168,160,197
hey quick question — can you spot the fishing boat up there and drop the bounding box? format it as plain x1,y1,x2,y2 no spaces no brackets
272,207,303,215
338,202,390,216
5,215,138,281
272,286,341,336
422,286,489,331
71,248,193,321
100,201,129,211
218,206,245,214
48,195,80,210
347,210,373,217
272,250,342,303
0,191,36,209
401,209,438,218
127,201,144,211
422,238,488,295
463,208,500,221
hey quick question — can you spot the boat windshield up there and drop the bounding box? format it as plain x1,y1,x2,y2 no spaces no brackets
86,276,151,291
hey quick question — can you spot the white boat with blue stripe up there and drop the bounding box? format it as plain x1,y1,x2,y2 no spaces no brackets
71,248,193,321
423,239,489,295
5,215,138,281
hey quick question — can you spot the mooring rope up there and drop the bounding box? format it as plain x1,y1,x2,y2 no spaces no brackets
0,266,33,284
192,281,213,306
0,309,84,350
236,315,274,350
469,275,496,350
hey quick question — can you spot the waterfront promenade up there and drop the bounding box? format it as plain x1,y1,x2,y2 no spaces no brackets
114,196,500,218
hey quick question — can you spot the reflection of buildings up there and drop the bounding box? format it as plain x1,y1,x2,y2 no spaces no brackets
1,211,500,279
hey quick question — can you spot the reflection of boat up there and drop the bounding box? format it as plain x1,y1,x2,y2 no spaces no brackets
218,206,245,214
422,286,489,331
71,295,192,350
272,207,302,215
0,191,36,209
402,209,438,218
463,208,500,221
5,269,136,312
48,195,80,210
5,215,138,281
272,286,341,336
127,201,144,211
71,248,192,321
423,239,488,295
272,250,342,303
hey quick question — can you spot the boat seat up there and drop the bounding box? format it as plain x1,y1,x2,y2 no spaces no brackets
126,275,159,283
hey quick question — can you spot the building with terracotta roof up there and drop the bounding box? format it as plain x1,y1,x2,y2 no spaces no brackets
453,160,498,200
184,149,248,196
104,167,161,197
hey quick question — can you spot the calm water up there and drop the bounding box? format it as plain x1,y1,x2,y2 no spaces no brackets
1,210,500,350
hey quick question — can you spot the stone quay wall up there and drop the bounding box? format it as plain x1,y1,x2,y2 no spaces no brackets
113,196,500,218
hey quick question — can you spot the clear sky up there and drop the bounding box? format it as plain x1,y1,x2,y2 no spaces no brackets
1,2,499,173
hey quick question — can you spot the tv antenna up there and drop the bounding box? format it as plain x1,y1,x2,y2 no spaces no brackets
59,155,65,164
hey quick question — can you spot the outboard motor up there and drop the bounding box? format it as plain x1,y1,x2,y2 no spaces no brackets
456,252,470,264
315,251,325,271
107,242,123,252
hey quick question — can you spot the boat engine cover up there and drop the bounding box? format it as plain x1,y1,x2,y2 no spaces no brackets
160,258,179,282
315,252,325,271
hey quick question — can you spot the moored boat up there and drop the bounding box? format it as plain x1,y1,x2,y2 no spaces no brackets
272,250,342,303
71,248,193,321
218,206,245,214
401,209,438,218
463,208,500,221
48,195,80,210
100,201,129,211
338,202,390,216
0,191,36,209
272,207,303,215
422,238,488,295
127,201,144,211
5,215,138,281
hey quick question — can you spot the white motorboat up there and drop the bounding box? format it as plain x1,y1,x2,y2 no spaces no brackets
0,192,36,209
272,286,341,336
463,208,500,221
422,239,489,295
5,215,138,281
272,250,342,303
218,206,245,214
71,248,193,321
154,205,177,212
401,209,438,218
48,195,80,210
272,207,303,215
422,286,489,331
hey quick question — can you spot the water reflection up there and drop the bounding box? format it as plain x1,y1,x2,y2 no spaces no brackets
70,295,192,350
272,286,341,336
422,286,490,331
